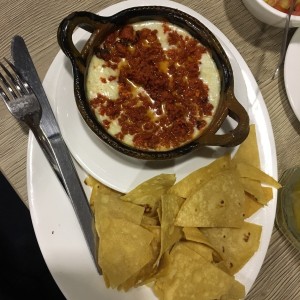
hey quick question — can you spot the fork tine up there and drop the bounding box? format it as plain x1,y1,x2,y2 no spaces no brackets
0,61,23,96
0,83,10,103
0,59,29,99
0,68,19,100
4,58,31,94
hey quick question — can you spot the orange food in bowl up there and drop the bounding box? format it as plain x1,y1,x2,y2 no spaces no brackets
243,0,300,27
265,0,300,15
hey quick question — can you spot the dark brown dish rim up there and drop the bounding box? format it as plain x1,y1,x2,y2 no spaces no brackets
57,6,249,160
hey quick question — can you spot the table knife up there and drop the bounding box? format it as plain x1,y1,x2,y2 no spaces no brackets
11,35,100,274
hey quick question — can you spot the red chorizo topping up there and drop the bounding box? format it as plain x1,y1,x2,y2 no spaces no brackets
108,75,117,81
91,23,214,150
102,119,110,130
118,25,136,42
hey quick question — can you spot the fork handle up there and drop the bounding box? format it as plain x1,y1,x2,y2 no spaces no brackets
30,125,65,186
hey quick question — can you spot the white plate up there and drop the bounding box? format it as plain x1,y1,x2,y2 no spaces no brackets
284,27,300,122
27,0,278,299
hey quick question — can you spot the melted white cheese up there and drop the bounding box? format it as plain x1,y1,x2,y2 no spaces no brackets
86,56,119,100
86,21,221,149
200,52,220,121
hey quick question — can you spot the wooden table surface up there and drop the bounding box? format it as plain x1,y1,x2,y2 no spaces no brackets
0,0,299,299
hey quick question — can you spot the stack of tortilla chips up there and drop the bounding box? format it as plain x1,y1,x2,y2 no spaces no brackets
85,124,281,300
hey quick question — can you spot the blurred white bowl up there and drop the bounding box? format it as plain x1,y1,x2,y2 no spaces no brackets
242,0,300,27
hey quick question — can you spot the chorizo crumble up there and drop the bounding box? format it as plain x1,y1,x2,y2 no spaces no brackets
90,22,216,151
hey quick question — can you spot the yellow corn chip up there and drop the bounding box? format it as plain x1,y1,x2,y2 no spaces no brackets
168,154,231,198
156,194,184,263
232,124,260,169
175,170,245,228
153,243,245,300
121,174,176,216
236,162,281,189
201,221,262,275
244,192,263,218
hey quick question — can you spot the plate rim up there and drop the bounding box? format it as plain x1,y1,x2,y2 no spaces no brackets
27,0,279,299
284,27,300,122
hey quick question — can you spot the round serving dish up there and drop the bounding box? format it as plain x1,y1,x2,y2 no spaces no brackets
242,0,300,28
57,6,249,160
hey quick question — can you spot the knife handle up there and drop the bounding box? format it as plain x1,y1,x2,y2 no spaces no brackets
30,123,100,272
50,135,100,272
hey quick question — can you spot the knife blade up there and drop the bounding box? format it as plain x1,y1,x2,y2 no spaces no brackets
11,35,100,274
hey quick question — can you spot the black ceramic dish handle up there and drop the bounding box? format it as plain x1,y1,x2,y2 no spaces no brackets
57,11,115,74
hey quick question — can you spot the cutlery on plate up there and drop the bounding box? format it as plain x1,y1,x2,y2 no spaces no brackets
272,0,296,80
0,36,100,274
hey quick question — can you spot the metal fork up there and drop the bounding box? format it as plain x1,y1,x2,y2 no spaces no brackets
0,58,61,181
0,58,100,273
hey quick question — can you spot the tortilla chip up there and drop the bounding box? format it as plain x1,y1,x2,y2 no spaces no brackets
84,175,99,187
153,243,244,300
240,177,265,203
93,188,153,288
183,227,210,244
221,280,246,300
201,221,262,275
214,260,231,274
94,193,144,231
261,186,273,204
118,225,161,290
121,174,176,216
175,170,245,228
241,180,273,206
244,192,263,218
183,241,215,263
141,215,159,226
168,154,231,198
232,124,260,169
156,194,184,263
144,250,172,285
98,217,154,288
88,178,122,214
183,227,223,261
236,162,281,189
